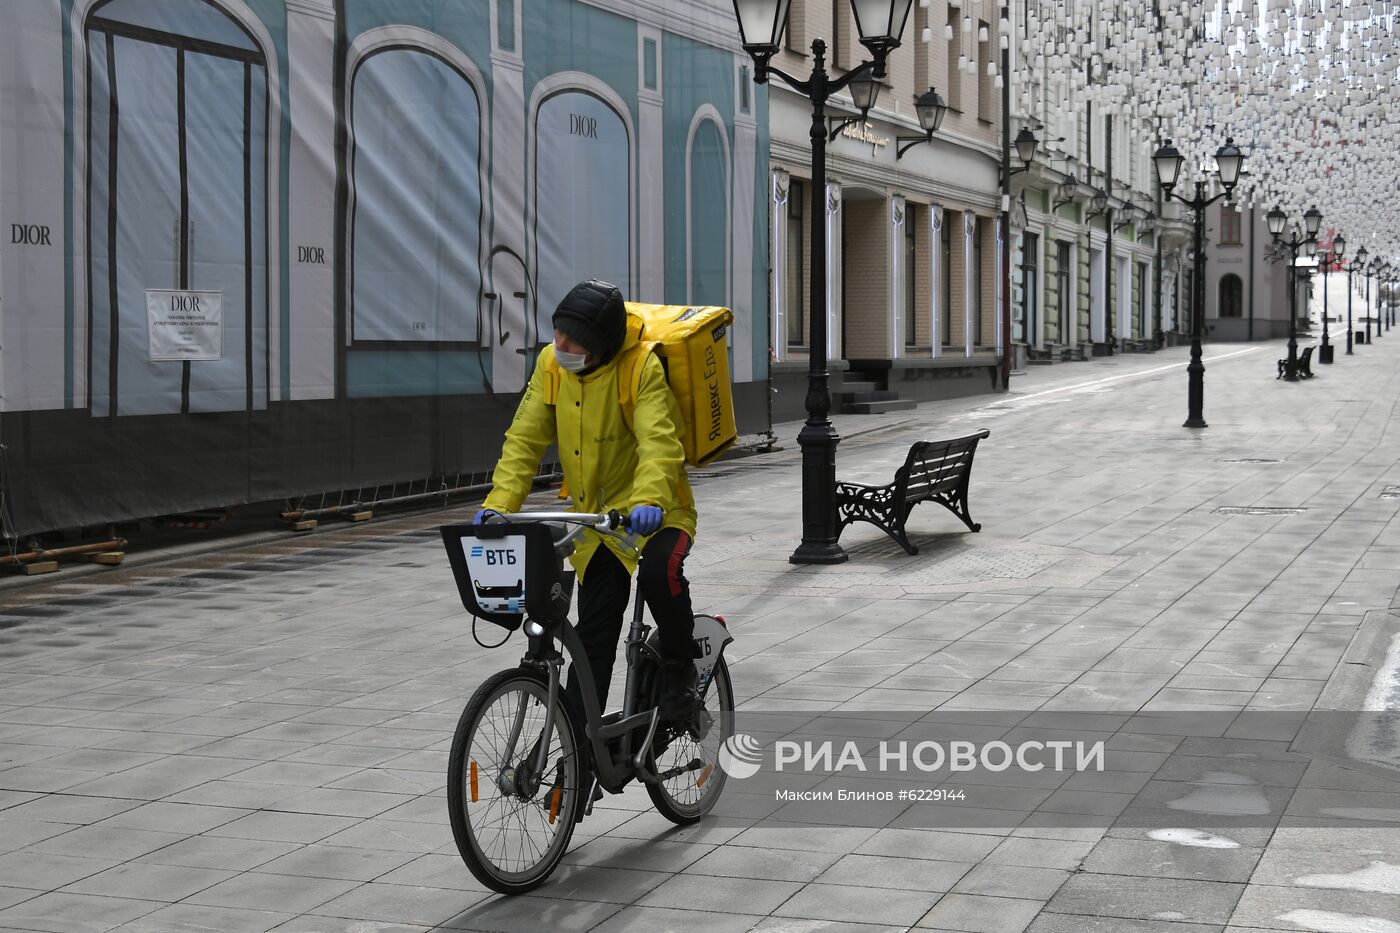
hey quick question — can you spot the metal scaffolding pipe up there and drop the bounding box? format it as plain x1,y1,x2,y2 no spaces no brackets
0,539,128,566
279,474,563,523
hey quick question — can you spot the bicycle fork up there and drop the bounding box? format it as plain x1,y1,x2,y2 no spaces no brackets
499,652,564,801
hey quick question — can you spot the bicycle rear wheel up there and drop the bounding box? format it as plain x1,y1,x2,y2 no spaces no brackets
646,653,735,824
446,668,583,894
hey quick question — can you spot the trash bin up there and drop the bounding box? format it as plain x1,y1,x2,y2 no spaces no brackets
1318,344,1334,364
1356,330,1368,345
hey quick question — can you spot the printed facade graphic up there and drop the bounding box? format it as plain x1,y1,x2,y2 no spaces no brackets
0,0,768,534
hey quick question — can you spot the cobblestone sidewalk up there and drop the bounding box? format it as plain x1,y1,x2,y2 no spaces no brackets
1,337,1399,932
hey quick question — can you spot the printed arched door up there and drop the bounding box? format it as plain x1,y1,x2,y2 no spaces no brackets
349,47,483,348
533,90,632,368
87,0,269,416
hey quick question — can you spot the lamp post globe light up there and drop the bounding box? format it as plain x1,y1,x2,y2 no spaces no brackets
1267,206,1320,381
1152,137,1245,428
732,0,913,565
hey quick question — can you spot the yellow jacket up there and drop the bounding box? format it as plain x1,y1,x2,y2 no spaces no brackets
482,312,697,580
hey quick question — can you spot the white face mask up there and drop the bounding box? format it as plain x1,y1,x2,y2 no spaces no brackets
555,348,589,372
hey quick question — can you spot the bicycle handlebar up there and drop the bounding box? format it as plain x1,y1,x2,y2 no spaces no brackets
478,510,627,531
477,509,640,554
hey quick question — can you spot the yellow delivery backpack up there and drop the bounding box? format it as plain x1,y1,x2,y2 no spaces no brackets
541,303,737,467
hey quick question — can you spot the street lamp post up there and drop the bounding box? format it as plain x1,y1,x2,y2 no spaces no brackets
1349,245,1366,352
1365,261,1375,344
1385,264,1393,330
732,0,913,565
1318,248,1332,363
1374,262,1389,336
1152,138,1245,428
1266,206,1322,381
1332,234,1347,358
1389,265,1396,330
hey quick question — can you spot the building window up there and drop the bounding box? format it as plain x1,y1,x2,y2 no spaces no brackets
832,0,846,68
905,206,918,346
945,7,961,111
973,216,984,346
1219,274,1243,318
787,179,806,347
784,5,802,54
941,208,953,346
1057,240,1073,343
1137,261,1150,336
977,21,993,122
913,3,928,94
1220,206,1242,245
1021,233,1038,346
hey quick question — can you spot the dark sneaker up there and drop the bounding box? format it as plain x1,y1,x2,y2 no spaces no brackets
659,658,700,722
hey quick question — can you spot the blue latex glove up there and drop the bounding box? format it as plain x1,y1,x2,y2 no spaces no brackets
630,505,663,536
473,509,498,526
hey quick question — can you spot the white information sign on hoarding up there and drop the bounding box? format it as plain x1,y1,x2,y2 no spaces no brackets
147,289,223,361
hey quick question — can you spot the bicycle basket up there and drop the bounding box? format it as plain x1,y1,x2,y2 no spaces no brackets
439,523,574,631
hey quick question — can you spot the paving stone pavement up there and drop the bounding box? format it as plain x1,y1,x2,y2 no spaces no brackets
2,336,1400,932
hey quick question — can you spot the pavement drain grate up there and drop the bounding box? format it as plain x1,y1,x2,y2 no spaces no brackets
1218,458,1282,464
1213,506,1308,516
1381,485,1400,500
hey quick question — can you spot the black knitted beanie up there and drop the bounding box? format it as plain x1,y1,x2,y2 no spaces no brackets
552,279,627,366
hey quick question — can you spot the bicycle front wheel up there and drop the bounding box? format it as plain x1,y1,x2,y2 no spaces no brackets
646,653,735,824
446,668,583,894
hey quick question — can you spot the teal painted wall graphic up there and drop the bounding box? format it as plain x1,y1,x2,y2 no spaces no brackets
4,0,769,534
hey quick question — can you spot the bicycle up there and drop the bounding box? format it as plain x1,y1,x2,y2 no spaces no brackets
439,510,736,894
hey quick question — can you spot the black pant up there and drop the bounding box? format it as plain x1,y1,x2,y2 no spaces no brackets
563,528,695,718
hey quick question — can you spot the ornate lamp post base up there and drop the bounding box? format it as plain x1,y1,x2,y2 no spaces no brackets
791,419,847,565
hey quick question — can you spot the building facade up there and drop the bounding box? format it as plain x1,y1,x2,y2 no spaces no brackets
1202,204,1291,341
1007,20,1189,366
766,1,1008,420
0,0,768,535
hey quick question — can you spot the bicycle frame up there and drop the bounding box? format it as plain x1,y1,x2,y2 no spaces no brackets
519,586,671,794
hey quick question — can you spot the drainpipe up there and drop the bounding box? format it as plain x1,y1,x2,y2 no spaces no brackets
1105,113,1115,353
1085,80,1094,351
1000,13,1013,390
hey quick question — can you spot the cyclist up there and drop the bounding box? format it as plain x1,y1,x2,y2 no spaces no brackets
476,279,701,724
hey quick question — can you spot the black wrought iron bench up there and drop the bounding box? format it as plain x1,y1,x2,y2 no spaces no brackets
834,429,991,555
1277,345,1315,379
